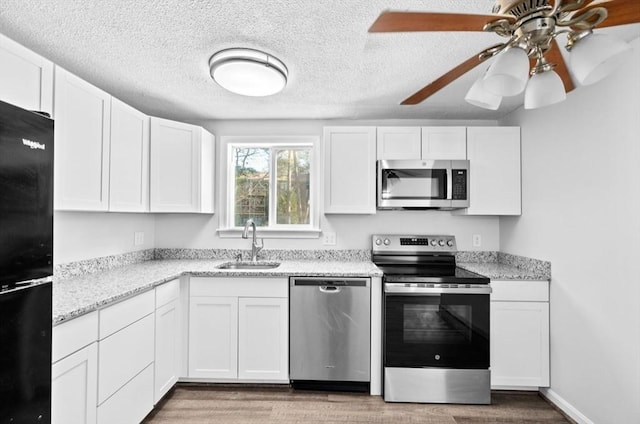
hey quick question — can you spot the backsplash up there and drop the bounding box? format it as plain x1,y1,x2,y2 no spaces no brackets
54,249,155,279
154,248,371,262
497,252,552,278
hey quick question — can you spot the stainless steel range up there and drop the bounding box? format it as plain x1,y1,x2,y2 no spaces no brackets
372,234,491,404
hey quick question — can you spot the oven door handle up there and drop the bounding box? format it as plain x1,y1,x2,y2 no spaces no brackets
384,286,492,295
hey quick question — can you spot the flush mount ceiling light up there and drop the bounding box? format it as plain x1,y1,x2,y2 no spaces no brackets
209,48,288,97
368,0,639,110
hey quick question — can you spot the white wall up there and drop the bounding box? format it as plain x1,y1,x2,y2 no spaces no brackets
54,211,155,264
153,118,501,251
499,38,640,424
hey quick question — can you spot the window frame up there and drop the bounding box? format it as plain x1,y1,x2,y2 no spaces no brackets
218,135,320,239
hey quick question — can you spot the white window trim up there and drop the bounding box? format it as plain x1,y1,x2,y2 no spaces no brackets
217,135,320,239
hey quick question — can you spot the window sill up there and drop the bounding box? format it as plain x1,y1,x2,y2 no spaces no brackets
217,228,322,239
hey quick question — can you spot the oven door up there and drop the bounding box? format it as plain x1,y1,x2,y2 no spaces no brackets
384,287,490,369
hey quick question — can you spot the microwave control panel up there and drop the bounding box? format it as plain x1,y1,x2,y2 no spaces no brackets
451,169,467,200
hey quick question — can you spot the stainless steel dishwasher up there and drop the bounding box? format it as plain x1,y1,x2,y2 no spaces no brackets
289,277,371,392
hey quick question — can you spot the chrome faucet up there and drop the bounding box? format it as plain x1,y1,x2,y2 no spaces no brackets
242,219,263,262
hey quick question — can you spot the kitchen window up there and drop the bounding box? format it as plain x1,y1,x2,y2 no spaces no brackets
220,136,320,237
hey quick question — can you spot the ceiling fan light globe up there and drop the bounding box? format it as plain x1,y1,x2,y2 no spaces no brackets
524,70,566,109
483,47,530,97
569,33,632,86
465,75,502,110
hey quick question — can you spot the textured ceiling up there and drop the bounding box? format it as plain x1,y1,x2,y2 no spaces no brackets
1,0,638,121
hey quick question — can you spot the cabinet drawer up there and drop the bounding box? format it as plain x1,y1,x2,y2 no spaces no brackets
98,313,154,404
191,277,288,298
156,279,180,309
99,290,154,339
52,311,98,363
490,280,549,302
97,364,154,424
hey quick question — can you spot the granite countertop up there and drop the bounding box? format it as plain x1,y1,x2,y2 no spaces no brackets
53,250,550,326
458,262,550,281
53,259,382,325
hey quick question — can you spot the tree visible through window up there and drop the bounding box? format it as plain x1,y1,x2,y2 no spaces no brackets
232,145,311,228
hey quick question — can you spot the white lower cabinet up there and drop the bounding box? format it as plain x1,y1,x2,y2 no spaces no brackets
154,279,182,403
238,297,288,381
490,280,550,389
52,342,98,424
97,291,155,423
189,296,238,379
188,277,289,382
52,282,185,424
97,364,154,424
52,311,99,424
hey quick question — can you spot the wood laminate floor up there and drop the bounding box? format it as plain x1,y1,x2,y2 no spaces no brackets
143,385,573,424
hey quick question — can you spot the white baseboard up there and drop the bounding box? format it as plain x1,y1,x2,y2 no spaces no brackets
540,388,594,424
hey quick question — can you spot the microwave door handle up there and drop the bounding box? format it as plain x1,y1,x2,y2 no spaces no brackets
446,168,452,200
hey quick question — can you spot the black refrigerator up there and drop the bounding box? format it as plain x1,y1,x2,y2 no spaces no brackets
0,99,54,423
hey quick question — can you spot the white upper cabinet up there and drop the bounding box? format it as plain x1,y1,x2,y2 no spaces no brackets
0,33,54,115
323,126,376,214
376,127,422,160
377,126,467,160
54,66,111,211
150,117,215,213
458,127,521,215
109,98,150,212
421,126,467,160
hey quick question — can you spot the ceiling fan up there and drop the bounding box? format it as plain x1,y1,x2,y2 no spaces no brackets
369,0,640,109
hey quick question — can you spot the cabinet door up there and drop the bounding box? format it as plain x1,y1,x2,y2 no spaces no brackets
0,33,54,115
52,342,98,424
109,98,149,212
150,117,202,212
188,296,238,379
463,127,521,215
238,297,288,381
323,127,376,214
376,127,421,160
154,298,181,403
490,301,550,388
421,127,467,159
54,67,111,211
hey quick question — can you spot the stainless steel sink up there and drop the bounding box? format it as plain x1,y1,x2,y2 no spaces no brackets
216,261,281,270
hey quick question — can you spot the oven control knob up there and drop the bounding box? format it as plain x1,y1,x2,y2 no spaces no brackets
438,239,445,246
435,354,441,360
447,240,454,247
430,239,437,246
375,238,382,246
383,238,391,246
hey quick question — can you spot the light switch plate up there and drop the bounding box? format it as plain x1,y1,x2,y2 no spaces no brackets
134,231,144,246
323,232,337,246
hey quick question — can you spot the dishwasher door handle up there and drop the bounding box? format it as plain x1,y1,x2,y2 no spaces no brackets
319,286,341,293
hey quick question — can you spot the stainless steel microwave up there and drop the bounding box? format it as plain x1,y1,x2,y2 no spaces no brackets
377,160,469,210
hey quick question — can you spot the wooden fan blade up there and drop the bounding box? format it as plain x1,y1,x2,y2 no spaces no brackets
546,40,576,93
584,0,640,28
401,51,486,105
369,11,514,33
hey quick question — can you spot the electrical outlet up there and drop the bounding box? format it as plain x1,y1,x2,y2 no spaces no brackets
472,234,482,248
323,232,337,246
134,231,144,246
